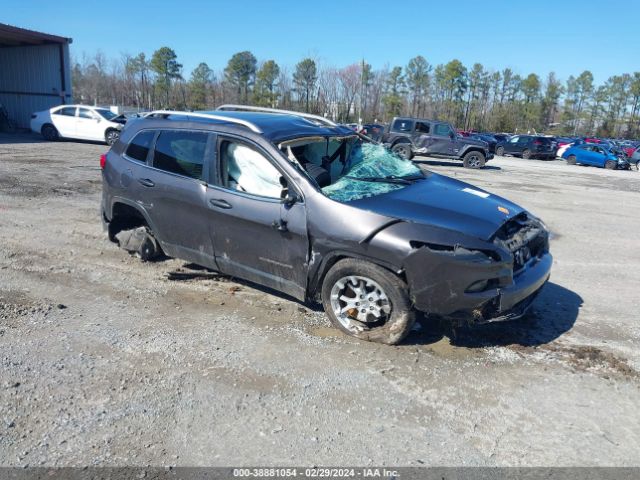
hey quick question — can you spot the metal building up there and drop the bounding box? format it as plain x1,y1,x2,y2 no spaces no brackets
0,23,72,129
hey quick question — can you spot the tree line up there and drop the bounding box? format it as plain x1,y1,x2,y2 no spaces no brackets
71,47,640,138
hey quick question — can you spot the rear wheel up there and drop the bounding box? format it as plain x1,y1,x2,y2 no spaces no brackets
522,149,531,159
605,160,617,170
321,259,415,345
496,145,505,156
41,124,59,141
462,151,486,169
566,155,576,165
391,143,413,160
636,160,640,171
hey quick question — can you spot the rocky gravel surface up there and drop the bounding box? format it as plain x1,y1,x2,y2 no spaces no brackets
0,133,639,467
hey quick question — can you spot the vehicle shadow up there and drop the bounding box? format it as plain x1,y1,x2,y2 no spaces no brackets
0,132,108,146
404,282,582,348
0,132,48,144
413,157,502,171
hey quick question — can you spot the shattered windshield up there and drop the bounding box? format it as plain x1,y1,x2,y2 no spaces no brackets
323,142,423,202
281,137,424,203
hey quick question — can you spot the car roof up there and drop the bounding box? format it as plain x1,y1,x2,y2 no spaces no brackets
139,110,354,144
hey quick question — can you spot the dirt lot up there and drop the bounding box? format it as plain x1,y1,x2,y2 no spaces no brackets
1,132,639,467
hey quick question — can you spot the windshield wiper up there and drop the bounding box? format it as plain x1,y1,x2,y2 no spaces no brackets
344,174,424,185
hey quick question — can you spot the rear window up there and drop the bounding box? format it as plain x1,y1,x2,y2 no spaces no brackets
125,130,155,163
54,107,76,117
153,130,208,180
391,119,414,132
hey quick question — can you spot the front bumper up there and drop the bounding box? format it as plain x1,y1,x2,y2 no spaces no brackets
405,247,552,324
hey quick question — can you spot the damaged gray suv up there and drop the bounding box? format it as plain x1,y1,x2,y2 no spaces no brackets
101,105,552,345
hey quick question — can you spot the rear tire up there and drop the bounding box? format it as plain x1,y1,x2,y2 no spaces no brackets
567,155,576,165
604,160,616,170
496,146,504,156
522,149,531,159
321,258,415,345
41,124,59,141
391,143,413,160
636,160,640,171
462,151,486,169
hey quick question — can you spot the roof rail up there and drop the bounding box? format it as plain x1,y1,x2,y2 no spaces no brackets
144,110,262,134
217,104,337,127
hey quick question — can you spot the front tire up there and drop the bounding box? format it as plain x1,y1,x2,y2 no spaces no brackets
105,129,120,146
41,124,59,141
462,151,486,169
496,146,505,156
321,259,415,345
391,143,413,160
566,155,576,165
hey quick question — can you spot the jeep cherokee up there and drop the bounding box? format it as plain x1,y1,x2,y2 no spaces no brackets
101,105,552,345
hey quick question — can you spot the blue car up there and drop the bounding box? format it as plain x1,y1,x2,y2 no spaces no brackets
562,144,630,170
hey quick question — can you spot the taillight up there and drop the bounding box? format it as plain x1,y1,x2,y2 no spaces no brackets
533,140,542,145
100,153,107,169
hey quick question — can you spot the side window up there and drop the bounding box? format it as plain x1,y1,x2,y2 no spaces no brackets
77,108,95,119
518,137,529,144
220,140,283,199
434,124,451,136
509,136,519,143
415,122,430,133
125,130,156,163
391,119,414,132
153,130,208,180
54,107,76,117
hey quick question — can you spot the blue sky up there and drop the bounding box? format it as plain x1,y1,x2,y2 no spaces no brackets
3,0,638,84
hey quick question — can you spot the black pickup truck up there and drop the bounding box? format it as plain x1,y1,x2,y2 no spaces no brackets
382,117,493,168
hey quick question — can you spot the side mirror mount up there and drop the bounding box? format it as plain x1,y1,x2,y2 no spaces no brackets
279,176,299,207
282,190,299,207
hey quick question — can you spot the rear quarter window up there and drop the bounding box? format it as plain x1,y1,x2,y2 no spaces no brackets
125,130,155,163
153,130,208,181
391,119,414,132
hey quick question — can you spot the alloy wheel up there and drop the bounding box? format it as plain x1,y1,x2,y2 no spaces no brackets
329,275,392,332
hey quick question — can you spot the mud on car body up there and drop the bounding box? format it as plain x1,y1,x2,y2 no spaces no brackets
101,105,552,345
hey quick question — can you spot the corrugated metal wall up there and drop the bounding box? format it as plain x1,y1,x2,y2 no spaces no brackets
0,43,71,129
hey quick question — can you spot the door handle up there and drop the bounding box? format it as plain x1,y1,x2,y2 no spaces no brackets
138,178,155,187
209,199,232,209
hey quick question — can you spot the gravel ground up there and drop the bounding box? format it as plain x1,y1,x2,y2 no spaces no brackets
0,132,639,467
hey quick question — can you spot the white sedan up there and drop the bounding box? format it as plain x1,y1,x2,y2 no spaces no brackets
30,105,126,145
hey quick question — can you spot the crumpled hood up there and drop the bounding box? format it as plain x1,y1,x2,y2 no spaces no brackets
349,173,525,240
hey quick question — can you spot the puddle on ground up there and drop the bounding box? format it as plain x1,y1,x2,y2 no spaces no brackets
423,337,477,359
309,326,344,339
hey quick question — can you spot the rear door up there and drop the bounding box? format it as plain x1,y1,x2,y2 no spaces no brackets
204,136,309,300
411,121,433,151
51,106,77,137
140,129,217,268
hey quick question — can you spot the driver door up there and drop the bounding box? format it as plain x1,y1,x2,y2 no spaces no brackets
76,107,101,140
205,137,309,300
429,123,455,155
